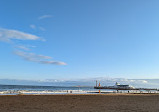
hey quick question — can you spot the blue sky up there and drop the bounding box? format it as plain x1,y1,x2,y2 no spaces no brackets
0,0,159,80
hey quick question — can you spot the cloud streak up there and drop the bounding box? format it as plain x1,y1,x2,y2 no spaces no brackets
29,25,46,31
38,15,52,20
0,28,43,42
30,24,36,29
16,45,30,51
39,27,46,31
14,51,67,65
0,28,66,66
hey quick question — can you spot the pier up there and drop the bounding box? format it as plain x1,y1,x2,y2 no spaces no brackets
94,81,159,93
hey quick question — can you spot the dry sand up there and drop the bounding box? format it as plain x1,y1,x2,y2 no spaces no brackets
0,94,159,112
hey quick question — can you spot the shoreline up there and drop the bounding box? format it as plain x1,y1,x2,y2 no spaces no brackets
0,89,158,95
1,92,159,96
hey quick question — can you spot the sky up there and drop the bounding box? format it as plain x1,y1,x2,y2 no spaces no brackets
0,0,159,80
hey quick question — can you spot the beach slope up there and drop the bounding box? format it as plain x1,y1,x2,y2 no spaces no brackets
0,94,159,112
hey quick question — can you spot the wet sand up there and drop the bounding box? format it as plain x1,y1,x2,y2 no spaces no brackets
0,94,159,112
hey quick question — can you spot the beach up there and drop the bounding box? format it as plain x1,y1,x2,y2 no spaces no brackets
0,94,159,112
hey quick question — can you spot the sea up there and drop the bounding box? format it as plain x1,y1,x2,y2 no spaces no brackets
0,84,158,95
0,85,98,95
0,78,159,95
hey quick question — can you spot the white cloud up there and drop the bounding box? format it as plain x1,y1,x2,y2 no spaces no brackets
138,80,148,83
0,28,66,66
14,51,67,65
39,27,46,31
40,61,67,65
16,45,30,51
38,15,52,20
29,25,46,31
30,24,36,29
0,28,43,42
15,45,37,51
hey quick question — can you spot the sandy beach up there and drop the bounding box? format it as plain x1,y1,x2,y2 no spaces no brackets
0,94,159,112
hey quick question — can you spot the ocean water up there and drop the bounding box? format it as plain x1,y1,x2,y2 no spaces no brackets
0,85,94,91
0,83,158,95
0,85,98,95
